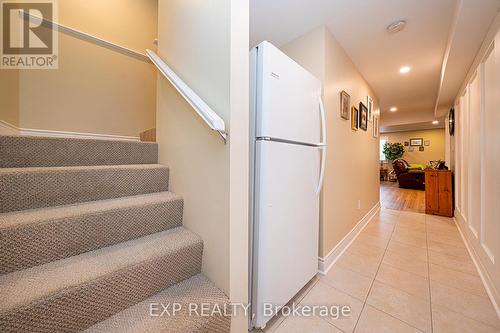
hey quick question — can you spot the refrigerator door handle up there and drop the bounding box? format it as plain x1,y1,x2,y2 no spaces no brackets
316,96,327,195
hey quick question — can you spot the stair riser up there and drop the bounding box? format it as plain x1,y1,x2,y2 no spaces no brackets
0,167,169,213
0,136,158,168
0,241,203,333
0,199,184,274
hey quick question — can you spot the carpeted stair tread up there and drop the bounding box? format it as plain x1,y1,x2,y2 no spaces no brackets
0,135,158,168
0,164,169,213
85,274,231,333
0,192,184,274
0,227,203,332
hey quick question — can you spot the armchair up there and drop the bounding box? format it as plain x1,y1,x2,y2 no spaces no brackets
392,159,425,190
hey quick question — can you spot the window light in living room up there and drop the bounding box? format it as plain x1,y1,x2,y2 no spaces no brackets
380,137,388,161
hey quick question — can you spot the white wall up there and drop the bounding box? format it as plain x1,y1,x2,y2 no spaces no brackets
156,1,249,331
282,26,380,261
451,12,500,316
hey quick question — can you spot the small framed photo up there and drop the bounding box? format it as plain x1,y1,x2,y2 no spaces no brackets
410,138,423,146
408,147,414,152
351,106,359,131
424,140,430,146
404,142,410,146
372,116,380,138
419,146,425,152
340,91,350,120
367,96,373,122
359,102,368,131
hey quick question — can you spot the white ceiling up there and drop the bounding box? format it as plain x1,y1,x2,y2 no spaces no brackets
251,0,500,130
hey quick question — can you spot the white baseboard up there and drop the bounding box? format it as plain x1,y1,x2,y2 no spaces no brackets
454,211,500,319
0,120,140,141
0,120,20,135
318,202,381,275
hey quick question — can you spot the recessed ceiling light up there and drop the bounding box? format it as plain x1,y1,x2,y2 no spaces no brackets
390,107,398,112
386,20,407,34
432,120,439,125
400,66,411,74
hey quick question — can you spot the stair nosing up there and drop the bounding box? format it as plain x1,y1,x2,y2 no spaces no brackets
0,164,167,174
0,134,158,145
0,191,182,229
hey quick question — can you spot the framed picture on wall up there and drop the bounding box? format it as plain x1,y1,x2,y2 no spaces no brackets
359,102,368,131
351,106,359,130
419,146,425,152
424,140,430,146
367,96,373,122
340,91,350,120
408,147,414,152
372,116,379,138
410,138,423,146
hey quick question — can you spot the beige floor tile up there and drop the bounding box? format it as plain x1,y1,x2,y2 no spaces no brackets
362,229,394,241
394,224,427,237
336,250,382,279
430,281,500,329
380,208,401,216
300,281,363,333
425,214,455,226
373,212,400,225
347,241,386,261
432,304,499,333
399,211,426,221
427,232,465,248
395,221,426,233
382,250,429,278
398,215,426,225
366,281,431,333
391,229,427,249
363,222,394,236
387,240,428,262
427,240,469,259
375,264,430,300
429,264,488,298
371,217,398,226
426,224,461,238
425,220,460,232
356,232,391,249
428,250,477,275
399,214,426,223
321,265,373,301
354,305,423,333
274,315,342,333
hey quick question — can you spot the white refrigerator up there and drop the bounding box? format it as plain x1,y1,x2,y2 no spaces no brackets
250,41,326,329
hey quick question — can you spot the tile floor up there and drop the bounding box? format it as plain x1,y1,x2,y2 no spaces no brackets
257,209,500,333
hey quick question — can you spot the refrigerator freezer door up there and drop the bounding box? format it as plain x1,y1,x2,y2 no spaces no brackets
253,140,320,328
255,41,322,145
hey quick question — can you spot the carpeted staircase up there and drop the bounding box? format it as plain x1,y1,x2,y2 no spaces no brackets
0,135,231,333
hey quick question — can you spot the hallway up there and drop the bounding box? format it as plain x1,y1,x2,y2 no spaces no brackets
263,209,499,333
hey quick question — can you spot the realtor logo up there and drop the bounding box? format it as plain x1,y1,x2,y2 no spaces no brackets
1,0,58,69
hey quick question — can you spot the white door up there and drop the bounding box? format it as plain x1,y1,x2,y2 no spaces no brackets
253,139,320,329
256,41,322,145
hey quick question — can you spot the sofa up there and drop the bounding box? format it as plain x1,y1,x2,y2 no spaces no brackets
392,159,425,190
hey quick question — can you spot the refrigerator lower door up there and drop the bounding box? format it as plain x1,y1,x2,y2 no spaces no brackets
253,139,320,329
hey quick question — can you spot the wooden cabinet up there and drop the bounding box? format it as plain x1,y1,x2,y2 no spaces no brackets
425,170,453,217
